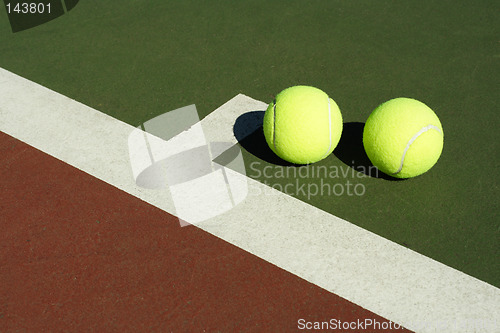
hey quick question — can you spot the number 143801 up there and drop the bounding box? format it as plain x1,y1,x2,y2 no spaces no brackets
6,2,51,14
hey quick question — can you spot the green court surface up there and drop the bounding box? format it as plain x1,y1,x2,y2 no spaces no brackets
1,0,498,290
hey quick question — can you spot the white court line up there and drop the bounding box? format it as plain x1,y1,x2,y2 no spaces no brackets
0,67,498,333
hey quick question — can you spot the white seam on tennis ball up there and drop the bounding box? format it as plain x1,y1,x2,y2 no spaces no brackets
393,124,442,175
320,97,332,160
272,100,277,151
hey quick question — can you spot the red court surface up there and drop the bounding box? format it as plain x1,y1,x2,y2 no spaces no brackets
0,131,411,332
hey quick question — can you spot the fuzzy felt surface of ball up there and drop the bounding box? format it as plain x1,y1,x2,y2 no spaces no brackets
263,86,343,164
363,97,444,178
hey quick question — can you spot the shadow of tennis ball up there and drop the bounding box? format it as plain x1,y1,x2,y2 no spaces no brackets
333,122,404,181
233,110,296,166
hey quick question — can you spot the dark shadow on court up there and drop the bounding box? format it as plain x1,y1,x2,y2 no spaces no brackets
333,122,405,181
233,111,297,167
233,115,405,177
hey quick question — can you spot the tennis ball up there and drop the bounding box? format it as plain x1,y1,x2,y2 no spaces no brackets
363,97,444,178
263,86,343,164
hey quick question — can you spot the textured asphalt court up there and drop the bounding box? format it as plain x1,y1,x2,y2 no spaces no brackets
1,67,499,332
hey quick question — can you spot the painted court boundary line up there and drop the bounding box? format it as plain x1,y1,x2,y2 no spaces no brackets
0,68,498,332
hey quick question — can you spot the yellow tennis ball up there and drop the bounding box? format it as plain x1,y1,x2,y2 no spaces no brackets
363,97,444,178
262,86,343,164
